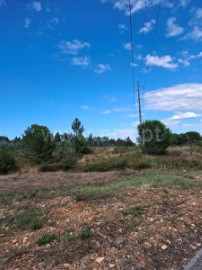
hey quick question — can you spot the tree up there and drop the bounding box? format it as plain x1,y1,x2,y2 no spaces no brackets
0,136,9,142
184,131,201,144
71,118,90,154
54,132,61,143
138,120,172,155
22,124,55,163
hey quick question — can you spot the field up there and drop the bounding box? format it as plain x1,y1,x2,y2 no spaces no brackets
0,147,202,269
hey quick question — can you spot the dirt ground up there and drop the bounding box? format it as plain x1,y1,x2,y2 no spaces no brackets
0,171,121,194
0,171,202,270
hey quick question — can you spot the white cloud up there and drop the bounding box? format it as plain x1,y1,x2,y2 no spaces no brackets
113,0,153,15
71,57,90,68
178,51,202,67
102,107,133,114
81,105,90,110
183,26,202,41
94,64,111,74
169,112,201,121
58,40,90,55
166,17,184,37
128,113,138,118
32,1,42,12
24,17,31,28
179,0,190,7
144,83,202,111
0,0,6,7
163,112,201,128
196,8,202,19
119,24,128,31
123,42,132,50
145,54,178,70
103,96,118,103
103,0,172,16
139,19,156,34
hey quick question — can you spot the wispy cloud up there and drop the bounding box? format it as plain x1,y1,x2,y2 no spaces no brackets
71,56,90,68
182,26,202,42
179,0,190,7
102,107,133,114
123,42,132,50
0,0,6,7
169,112,201,121
127,113,138,118
32,1,42,12
103,0,173,16
103,95,118,103
24,17,31,28
178,51,202,67
81,105,90,110
163,112,200,127
118,23,128,32
166,17,184,37
196,8,202,19
144,83,202,111
58,40,90,55
94,64,111,74
139,19,156,34
145,54,178,70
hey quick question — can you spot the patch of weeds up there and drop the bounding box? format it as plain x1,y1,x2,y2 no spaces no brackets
0,204,46,232
137,237,145,244
37,234,59,246
122,205,147,218
15,204,45,231
82,156,128,172
64,234,76,242
79,223,92,239
64,228,76,242
30,220,44,231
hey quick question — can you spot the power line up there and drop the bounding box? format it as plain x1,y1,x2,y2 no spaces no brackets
128,0,135,101
143,1,161,91
139,0,147,83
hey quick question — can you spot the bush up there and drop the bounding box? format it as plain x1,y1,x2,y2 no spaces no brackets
39,151,77,172
83,156,128,172
0,150,18,174
37,234,58,246
138,120,172,155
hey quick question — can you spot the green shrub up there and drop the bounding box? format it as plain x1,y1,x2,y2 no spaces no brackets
39,151,77,172
83,156,127,172
15,205,44,231
0,150,18,174
138,120,172,155
37,234,58,246
79,224,92,239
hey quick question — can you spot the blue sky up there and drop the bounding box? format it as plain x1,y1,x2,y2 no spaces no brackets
0,0,202,140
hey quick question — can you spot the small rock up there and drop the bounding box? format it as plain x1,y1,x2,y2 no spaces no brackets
96,257,105,263
23,237,28,244
63,263,71,269
12,239,17,244
136,264,144,270
114,237,124,249
161,245,168,250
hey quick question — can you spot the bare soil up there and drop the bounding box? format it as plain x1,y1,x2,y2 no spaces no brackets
0,171,202,270
0,171,121,194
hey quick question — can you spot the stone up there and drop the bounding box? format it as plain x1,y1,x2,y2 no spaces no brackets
96,257,105,263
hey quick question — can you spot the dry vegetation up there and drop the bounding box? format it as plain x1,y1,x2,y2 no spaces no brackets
0,146,202,269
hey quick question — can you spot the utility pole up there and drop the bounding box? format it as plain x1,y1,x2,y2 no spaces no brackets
137,80,142,125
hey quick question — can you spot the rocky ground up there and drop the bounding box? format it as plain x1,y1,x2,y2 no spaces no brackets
0,170,202,270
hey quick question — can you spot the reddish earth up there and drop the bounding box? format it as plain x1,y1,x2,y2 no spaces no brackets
0,171,202,270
